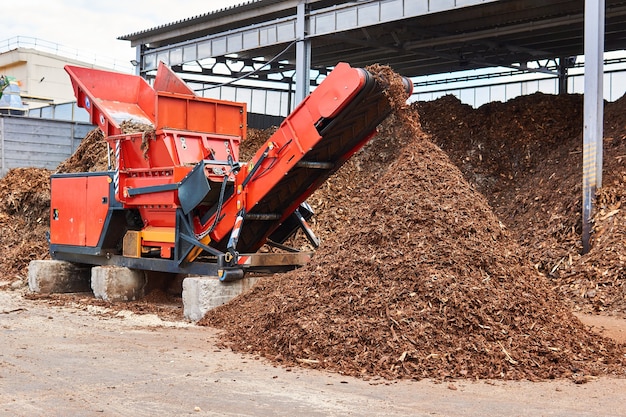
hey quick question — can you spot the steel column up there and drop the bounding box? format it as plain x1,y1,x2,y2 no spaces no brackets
558,57,568,95
582,0,605,253
295,1,311,106
134,46,142,76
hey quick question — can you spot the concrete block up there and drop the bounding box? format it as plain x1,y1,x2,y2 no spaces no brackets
91,266,146,302
28,260,91,294
182,276,260,322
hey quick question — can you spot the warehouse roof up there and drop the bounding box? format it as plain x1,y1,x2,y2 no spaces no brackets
119,0,626,79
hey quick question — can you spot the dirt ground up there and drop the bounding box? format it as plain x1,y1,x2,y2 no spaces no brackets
2,289,626,417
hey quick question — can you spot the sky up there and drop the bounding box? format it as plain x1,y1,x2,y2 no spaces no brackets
1,0,243,72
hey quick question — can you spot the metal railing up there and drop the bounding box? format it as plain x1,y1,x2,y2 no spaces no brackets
0,36,133,73
28,102,91,122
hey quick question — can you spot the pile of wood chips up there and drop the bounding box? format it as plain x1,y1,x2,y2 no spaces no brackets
241,126,278,162
0,168,52,283
416,93,626,315
55,128,109,173
200,66,625,381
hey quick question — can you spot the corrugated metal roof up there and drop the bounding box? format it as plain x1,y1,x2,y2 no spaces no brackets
120,0,626,80
118,0,286,41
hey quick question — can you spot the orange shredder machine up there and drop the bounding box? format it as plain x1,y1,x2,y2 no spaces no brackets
48,62,412,281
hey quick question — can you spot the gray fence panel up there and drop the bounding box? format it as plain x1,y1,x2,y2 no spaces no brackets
0,115,95,176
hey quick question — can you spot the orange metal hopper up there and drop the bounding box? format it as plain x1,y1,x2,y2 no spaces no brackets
65,65,155,136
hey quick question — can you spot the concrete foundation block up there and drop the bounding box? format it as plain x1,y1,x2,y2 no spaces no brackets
182,276,260,322
91,266,146,302
28,260,91,294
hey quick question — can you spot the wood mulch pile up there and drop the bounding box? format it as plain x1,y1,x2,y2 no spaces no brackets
564,96,626,314
55,128,109,173
0,167,51,284
200,67,625,381
241,126,278,162
416,93,626,315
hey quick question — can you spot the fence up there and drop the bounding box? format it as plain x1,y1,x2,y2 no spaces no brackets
0,115,94,176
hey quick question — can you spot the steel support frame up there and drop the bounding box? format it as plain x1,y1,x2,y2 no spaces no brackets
582,0,605,253
295,1,312,106
558,57,571,94
135,0,495,74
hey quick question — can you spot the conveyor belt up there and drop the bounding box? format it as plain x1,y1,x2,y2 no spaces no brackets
219,67,408,253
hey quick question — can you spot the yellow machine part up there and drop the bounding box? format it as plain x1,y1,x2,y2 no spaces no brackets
141,226,175,243
122,227,176,258
123,231,141,258
186,234,211,263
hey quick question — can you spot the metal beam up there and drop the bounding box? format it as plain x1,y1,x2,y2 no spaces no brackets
582,0,605,254
295,1,311,105
402,5,626,50
138,0,497,73
557,56,575,94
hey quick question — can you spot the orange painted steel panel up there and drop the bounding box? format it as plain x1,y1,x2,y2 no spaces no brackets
155,93,246,136
50,176,87,246
137,207,177,228
153,61,195,95
50,175,111,247
85,176,112,247
167,132,207,165
65,65,155,136
155,94,192,131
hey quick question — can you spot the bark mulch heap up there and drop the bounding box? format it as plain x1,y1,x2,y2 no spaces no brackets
55,128,109,173
417,93,626,315
567,96,626,314
0,167,51,285
200,66,625,381
240,126,278,162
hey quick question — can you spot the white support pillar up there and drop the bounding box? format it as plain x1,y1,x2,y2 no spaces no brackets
582,0,605,254
295,1,311,107
134,46,142,76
